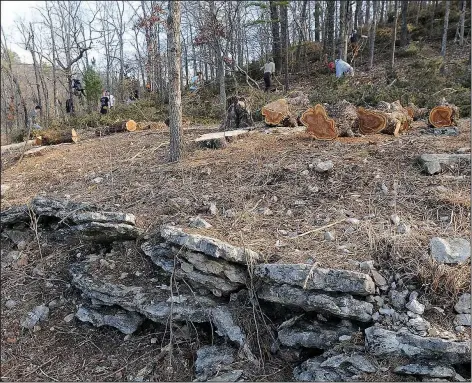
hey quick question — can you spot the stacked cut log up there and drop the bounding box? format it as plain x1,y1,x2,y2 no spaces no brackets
429,101,459,128
358,101,412,136
261,99,297,127
300,104,338,140
220,96,254,131
35,129,79,146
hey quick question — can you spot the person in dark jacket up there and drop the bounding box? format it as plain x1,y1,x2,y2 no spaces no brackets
100,91,109,114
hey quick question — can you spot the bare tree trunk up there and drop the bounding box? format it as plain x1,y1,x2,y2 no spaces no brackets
390,0,398,70
355,0,362,30
400,1,408,47
380,0,385,23
314,1,322,42
440,0,450,57
280,2,289,92
459,0,466,46
415,0,422,25
429,0,437,38
325,0,336,58
167,0,182,162
366,0,371,28
45,1,58,118
369,0,378,70
270,1,282,72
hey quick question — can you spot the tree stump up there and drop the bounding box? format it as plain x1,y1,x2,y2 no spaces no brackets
429,104,459,128
262,99,297,127
325,100,359,137
300,104,338,140
36,129,79,146
220,96,254,131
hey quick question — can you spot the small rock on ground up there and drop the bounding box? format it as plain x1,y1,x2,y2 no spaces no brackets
390,214,400,225
315,160,334,172
430,237,470,264
406,299,425,315
370,270,387,286
454,293,470,314
324,231,335,241
189,216,213,229
454,314,471,327
21,304,49,329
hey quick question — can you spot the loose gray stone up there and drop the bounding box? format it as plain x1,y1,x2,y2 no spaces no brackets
320,353,377,373
315,160,334,172
405,299,425,315
75,305,144,334
224,209,236,218
379,308,395,316
370,270,387,287
5,299,17,309
257,283,373,322
21,304,49,329
359,260,375,272
397,223,411,234
430,237,470,264
17,241,27,251
169,197,191,209
189,216,213,229
394,363,456,378
454,293,470,314
389,290,409,310
64,313,75,323
455,326,465,333
407,317,431,336
418,154,470,175
208,203,218,216
364,327,470,364
345,218,360,225
372,312,380,321
454,314,471,327
390,214,400,225
324,231,335,241
207,370,243,382
301,170,309,176
195,345,235,381
339,335,352,342
160,225,260,264
278,319,356,349
254,264,375,296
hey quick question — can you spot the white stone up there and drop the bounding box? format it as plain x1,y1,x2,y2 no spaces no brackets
315,160,334,172
208,203,218,216
397,222,411,234
92,177,104,184
324,231,335,241
189,216,213,229
430,237,470,264
64,313,75,323
405,299,425,315
454,293,470,314
345,218,360,225
390,214,400,225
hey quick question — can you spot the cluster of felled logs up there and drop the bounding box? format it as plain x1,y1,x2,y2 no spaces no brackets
261,96,459,140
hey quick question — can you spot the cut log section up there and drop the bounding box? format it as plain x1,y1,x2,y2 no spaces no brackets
195,129,250,149
125,120,137,132
429,106,457,128
300,104,338,140
35,129,79,146
1,140,36,154
95,121,131,136
405,103,428,121
325,100,359,137
220,96,254,131
261,99,297,127
357,108,387,134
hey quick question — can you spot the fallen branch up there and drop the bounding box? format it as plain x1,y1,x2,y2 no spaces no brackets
288,219,346,239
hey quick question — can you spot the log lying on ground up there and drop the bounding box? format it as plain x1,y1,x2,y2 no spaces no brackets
357,108,387,134
1,140,36,154
195,129,250,149
35,129,78,146
95,120,137,136
429,104,459,128
358,105,412,136
325,100,358,137
300,104,338,140
136,121,167,130
406,103,429,121
261,99,297,127
220,96,254,131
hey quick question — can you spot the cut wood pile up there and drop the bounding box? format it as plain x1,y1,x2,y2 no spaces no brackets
259,98,459,141
1,196,470,382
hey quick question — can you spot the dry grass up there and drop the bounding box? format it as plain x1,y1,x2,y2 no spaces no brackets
1,117,470,381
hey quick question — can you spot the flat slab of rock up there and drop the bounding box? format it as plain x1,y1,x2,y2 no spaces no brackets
254,264,375,296
195,345,236,381
394,363,456,378
142,242,248,296
418,154,470,175
257,283,373,322
293,353,376,382
278,319,356,349
364,327,470,364
430,237,470,264
75,305,144,334
160,225,260,264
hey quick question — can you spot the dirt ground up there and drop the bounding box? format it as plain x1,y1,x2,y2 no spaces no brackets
1,118,470,381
